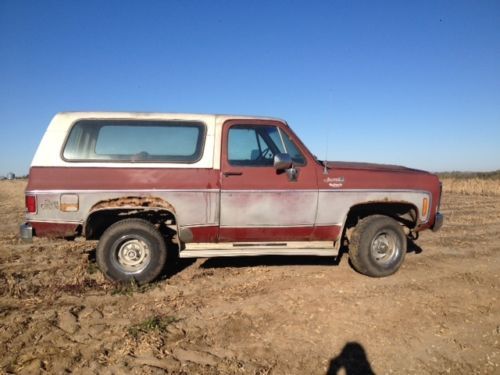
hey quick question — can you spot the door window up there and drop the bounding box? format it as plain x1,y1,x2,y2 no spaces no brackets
227,125,305,166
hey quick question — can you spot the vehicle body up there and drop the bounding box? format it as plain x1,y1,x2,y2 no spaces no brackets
21,112,444,283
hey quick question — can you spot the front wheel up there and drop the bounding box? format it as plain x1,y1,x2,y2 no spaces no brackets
349,215,407,277
96,219,167,284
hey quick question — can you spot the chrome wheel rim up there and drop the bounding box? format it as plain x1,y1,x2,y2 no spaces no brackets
370,231,400,265
116,238,151,273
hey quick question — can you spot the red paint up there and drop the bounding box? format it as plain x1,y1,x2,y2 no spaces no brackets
320,163,442,228
30,221,79,237
311,225,342,241
187,226,219,242
27,167,220,191
218,120,320,241
219,226,341,242
220,119,318,190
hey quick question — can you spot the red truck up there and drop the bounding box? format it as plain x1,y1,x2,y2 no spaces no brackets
21,112,444,283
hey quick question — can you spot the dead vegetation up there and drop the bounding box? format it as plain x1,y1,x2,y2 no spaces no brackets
437,170,500,180
128,315,180,339
0,179,499,374
438,170,500,196
441,177,500,196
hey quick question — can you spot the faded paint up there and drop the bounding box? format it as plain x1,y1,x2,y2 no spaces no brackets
27,167,220,191
220,190,317,227
218,119,319,241
24,111,443,245
26,188,220,240
316,190,431,226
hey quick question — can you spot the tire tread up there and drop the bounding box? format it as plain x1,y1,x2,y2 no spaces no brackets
349,215,406,277
96,218,167,284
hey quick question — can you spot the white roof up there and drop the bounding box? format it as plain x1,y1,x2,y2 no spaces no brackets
31,111,288,169
52,111,287,127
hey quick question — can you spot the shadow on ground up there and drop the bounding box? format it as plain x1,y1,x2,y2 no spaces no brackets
201,245,349,269
407,238,423,254
327,342,375,375
85,248,197,281
86,238,424,279
161,258,197,279
201,238,424,270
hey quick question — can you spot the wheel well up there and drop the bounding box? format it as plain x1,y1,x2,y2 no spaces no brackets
343,202,418,239
85,208,177,241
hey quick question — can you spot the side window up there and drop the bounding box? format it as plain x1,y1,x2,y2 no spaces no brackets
228,125,284,166
228,127,260,163
227,125,305,166
62,120,206,163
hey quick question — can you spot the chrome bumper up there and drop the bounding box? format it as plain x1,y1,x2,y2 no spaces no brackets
20,223,33,242
432,212,444,232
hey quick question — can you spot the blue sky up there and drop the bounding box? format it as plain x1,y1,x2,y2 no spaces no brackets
1,0,499,176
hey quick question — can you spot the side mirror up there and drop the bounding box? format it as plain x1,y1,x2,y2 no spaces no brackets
273,153,293,170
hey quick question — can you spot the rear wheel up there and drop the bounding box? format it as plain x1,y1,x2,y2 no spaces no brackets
96,219,167,284
349,215,407,277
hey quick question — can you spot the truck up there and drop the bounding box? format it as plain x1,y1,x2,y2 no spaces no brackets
21,112,444,283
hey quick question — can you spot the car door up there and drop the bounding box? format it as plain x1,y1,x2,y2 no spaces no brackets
219,120,318,242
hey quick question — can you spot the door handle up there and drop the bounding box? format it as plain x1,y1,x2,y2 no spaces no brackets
223,171,243,177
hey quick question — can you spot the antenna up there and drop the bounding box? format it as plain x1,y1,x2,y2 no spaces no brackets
323,132,329,175
323,91,333,175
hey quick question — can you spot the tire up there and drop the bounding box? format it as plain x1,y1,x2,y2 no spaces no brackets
349,215,407,277
96,219,167,284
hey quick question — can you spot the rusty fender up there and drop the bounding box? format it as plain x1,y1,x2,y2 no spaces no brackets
79,195,186,251
85,196,177,228
83,196,179,238
89,195,176,214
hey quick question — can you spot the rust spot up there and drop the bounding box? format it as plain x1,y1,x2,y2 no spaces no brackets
60,203,78,212
89,196,175,214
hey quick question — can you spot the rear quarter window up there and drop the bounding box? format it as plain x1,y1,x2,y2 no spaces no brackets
62,120,206,163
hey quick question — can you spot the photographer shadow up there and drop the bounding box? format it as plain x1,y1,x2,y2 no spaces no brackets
327,342,375,375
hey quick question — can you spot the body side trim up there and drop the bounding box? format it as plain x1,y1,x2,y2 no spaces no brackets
27,188,220,194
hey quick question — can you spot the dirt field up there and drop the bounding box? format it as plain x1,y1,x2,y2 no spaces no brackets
1,180,499,374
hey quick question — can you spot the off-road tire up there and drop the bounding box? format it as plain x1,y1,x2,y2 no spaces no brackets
96,218,167,284
349,215,407,277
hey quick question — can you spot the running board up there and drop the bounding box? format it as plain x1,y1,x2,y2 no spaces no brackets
179,241,338,258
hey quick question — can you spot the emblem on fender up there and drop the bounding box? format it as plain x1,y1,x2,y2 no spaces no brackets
324,176,345,188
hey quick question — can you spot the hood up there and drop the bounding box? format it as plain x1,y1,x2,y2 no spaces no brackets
324,161,429,174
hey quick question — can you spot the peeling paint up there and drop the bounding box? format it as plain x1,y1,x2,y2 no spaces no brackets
89,195,176,214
